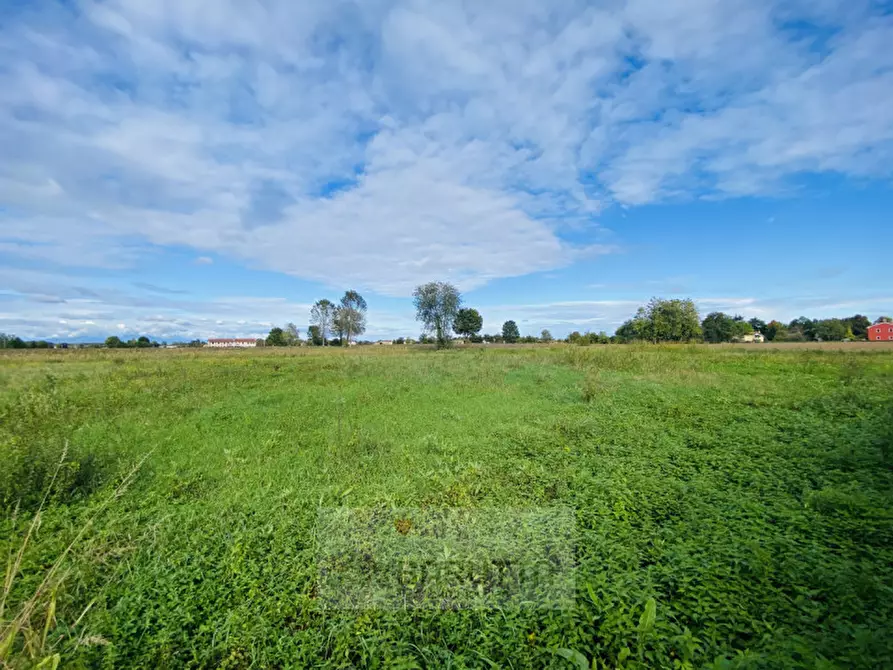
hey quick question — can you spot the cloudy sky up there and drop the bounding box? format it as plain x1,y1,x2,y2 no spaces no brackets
2,0,891,341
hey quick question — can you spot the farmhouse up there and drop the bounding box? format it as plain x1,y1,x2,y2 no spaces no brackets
736,332,765,343
375,340,394,346
207,338,258,348
868,322,893,341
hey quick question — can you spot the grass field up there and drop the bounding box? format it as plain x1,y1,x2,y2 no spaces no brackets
2,345,892,669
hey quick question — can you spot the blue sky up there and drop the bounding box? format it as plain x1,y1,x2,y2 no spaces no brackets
1,0,891,342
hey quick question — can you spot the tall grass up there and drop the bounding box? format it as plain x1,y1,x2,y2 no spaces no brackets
1,445,149,667
1,345,892,668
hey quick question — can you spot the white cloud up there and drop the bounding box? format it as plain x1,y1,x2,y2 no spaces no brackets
1,0,891,301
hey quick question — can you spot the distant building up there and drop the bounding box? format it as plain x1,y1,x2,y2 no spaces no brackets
207,338,258,348
868,323,893,341
736,332,765,343
375,340,394,346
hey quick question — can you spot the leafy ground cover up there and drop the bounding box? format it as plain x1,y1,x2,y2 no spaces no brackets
1,345,892,668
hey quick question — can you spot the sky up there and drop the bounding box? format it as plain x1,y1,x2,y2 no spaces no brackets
1,0,892,342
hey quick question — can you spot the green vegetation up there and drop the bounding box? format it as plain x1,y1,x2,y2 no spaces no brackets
1,345,892,668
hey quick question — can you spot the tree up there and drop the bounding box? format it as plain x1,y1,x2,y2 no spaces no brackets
875,316,892,324
336,290,367,345
310,299,336,346
788,317,816,341
748,318,768,336
702,312,735,343
814,318,847,342
413,282,461,349
453,308,483,340
616,298,701,343
764,320,785,341
502,320,520,343
266,327,287,346
540,329,553,343
136,335,152,348
105,336,123,348
308,325,323,346
845,315,870,339
284,322,301,346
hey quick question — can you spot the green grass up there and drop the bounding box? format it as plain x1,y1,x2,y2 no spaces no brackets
1,345,892,668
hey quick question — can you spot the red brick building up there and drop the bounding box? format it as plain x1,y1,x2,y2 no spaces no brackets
867,322,893,341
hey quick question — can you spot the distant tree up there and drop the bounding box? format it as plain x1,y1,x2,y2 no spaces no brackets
748,318,768,336
418,334,433,345
187,339,205,348
308,325,323,346
619,298,701,343
0,333,13,349
596,331,610,344
764,320,785,341
310,299,336,346
394,337,406,345
567,331,584,345
255,339,265,347
105,335,123,348
814,318,847,342
337,290,367,345
413,282,461,349
284,322,301,346
136,335,152,348
702,312,735,343
453,308,483,340
266,327,287,347
788,316,817,341
502,320,520,343
875,316,892,324
845,314,871,339
540,329,553,343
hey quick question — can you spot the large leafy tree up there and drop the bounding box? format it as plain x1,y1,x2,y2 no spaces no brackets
307,325,323,346
266,327,287,346
764,320,786,341
844,315,870,339
702,312,735,343
617,298,702,343
453,308,483,340
412,282,461,349
310,299,336,346
646,298,702,342
540,329,553,343
502,320,520,343
875,316,892,324
336,290,367,345
814,319,847,342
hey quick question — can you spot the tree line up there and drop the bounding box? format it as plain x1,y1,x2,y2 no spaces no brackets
5,286,889,350
611,298,890,344
263,290,368,347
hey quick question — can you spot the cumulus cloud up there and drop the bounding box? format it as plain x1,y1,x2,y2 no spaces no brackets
1,0,890,299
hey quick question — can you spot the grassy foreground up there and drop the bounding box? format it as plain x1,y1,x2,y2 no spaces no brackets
1,345,892,668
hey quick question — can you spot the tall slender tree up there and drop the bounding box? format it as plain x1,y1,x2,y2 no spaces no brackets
310,299,335,346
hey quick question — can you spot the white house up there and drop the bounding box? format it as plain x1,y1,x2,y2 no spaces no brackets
207,338,258,348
